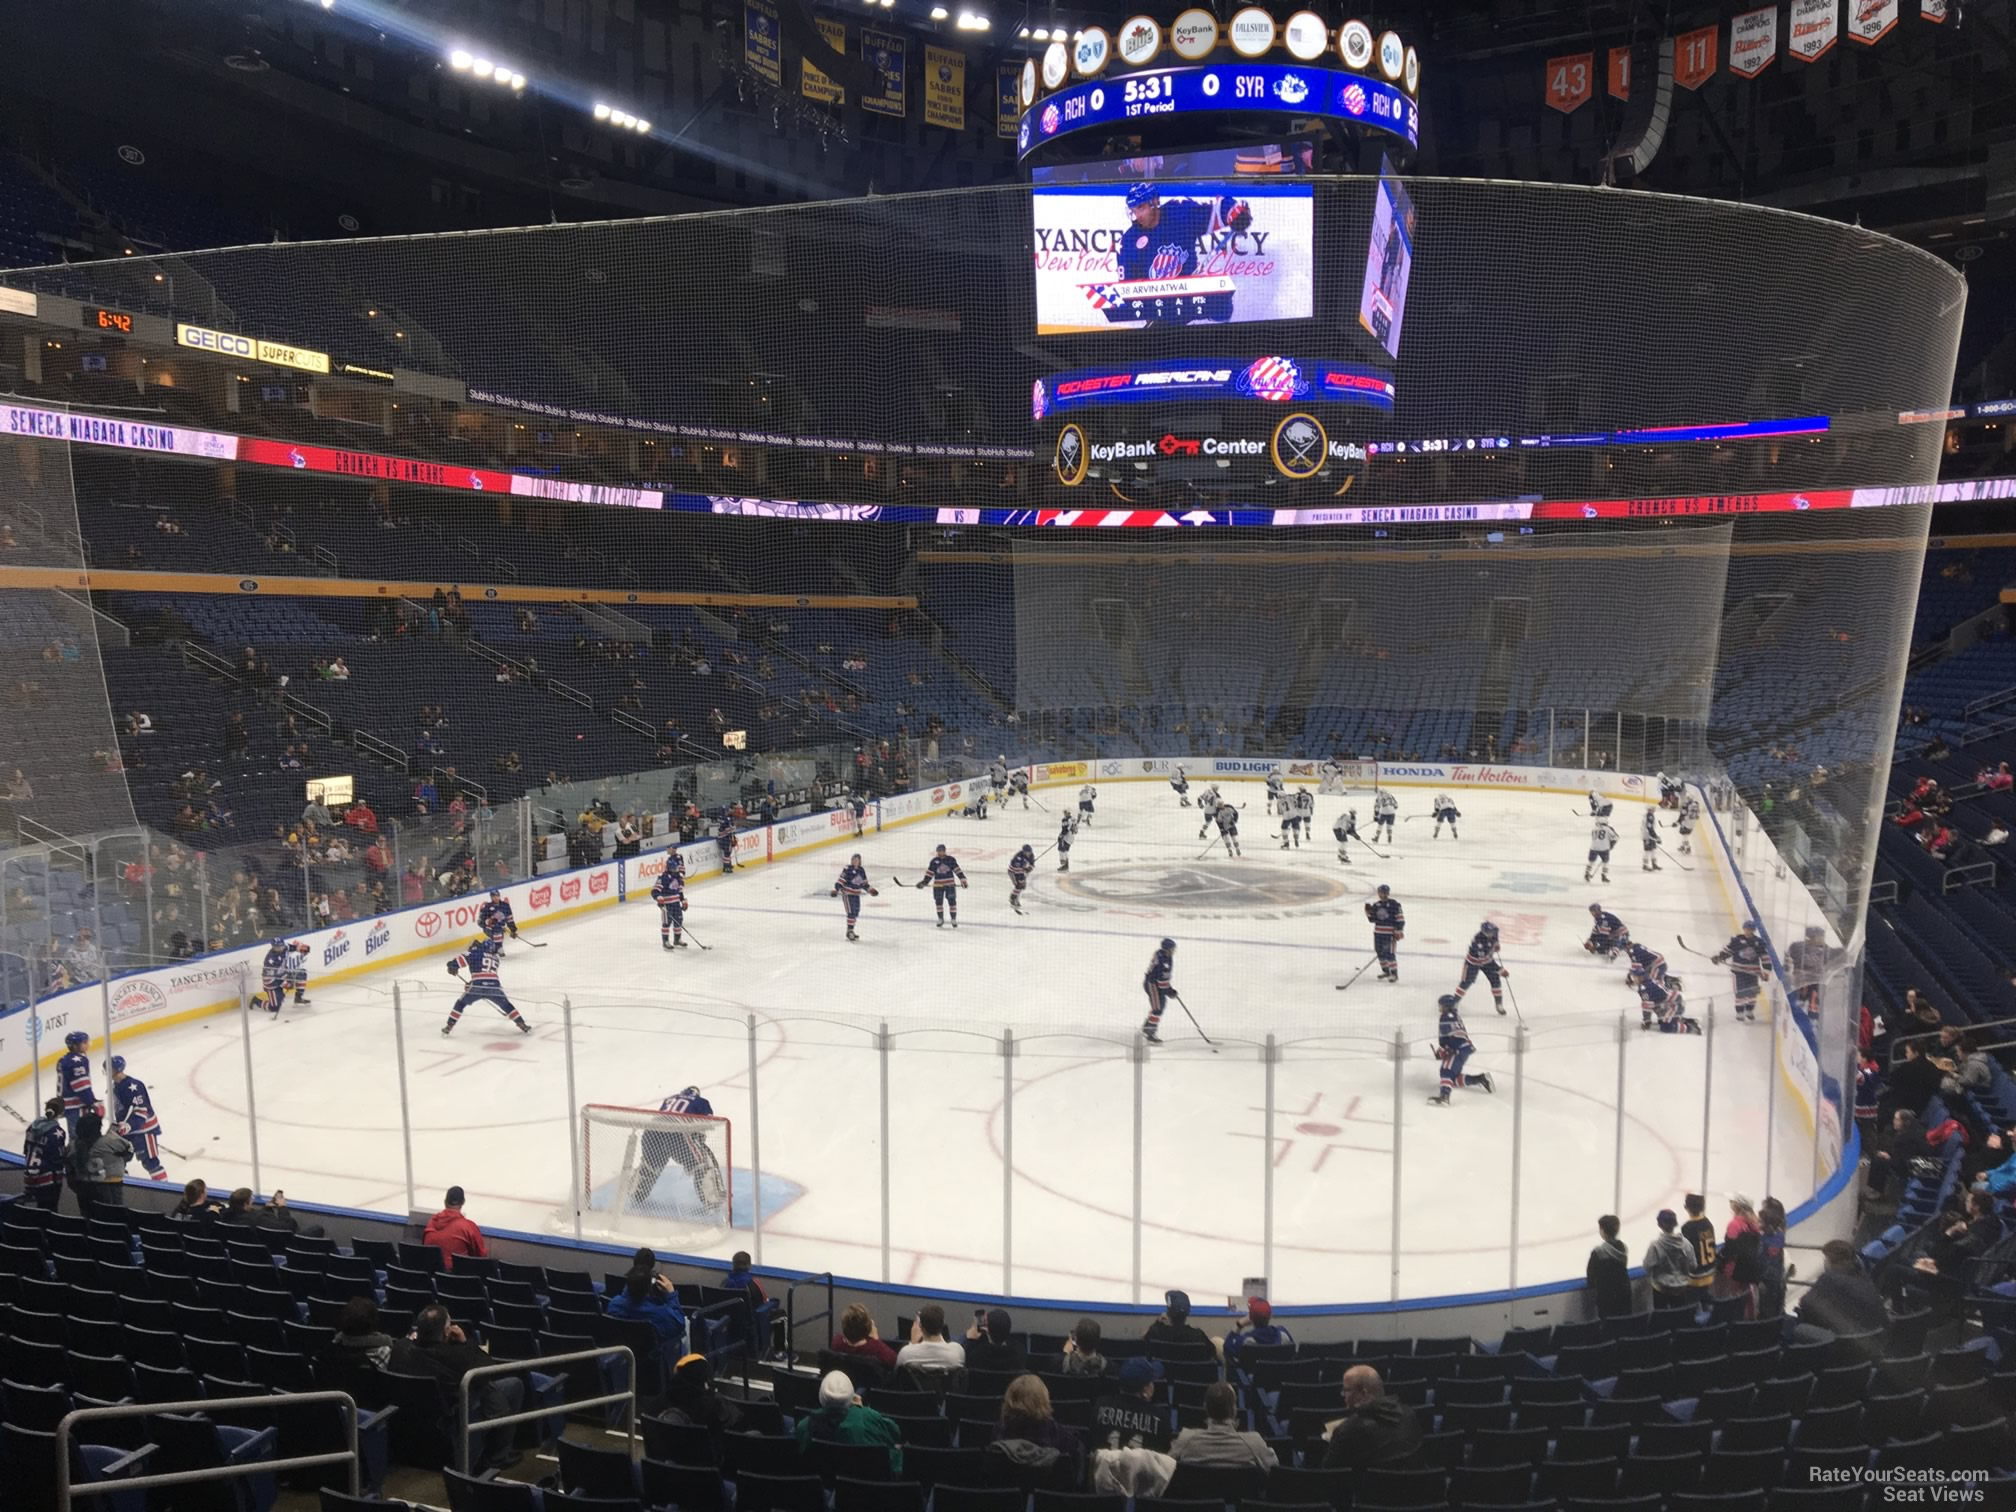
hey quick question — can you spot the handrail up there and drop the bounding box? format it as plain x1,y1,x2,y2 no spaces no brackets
354,729,410,773
1868,878,1899,906
436,766,488,803
180,641,243,683
1888,1015,2016,1065
456,1345,634,1476
282,694,334,734
1942,860,1997,894
55,1391,364,1506
548,677,593,709
1963,683,2016,717
612,707,656,738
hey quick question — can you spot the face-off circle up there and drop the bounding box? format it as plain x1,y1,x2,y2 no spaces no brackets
1056,859,1348,913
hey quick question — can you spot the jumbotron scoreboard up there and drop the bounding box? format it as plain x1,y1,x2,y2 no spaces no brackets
1019,10,1422,501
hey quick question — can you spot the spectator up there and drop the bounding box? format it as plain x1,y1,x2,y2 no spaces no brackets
608,1267,689,1354
410,1303,522,1472
1222,1298,1293,1359
1877,1043,1941,1134
1787,1238,1887,1344
302,793,333,827
1903,987,1940,1032
657,1351,746,1440
421,1185,489,1269
1144,1290,1214,1353
126,710,154,737
21,1098,65,1210
829,1303,897,1370
1715,1195,1763,1320
965,1307,1028,1373
989,1374,1084,1486
1587,1214,1632,1317
64,929,103,982
1986,761,2015,792
327,656,351,680
895,1303,965,1375
1887,1190,2000,1307
67,1108,132,1214
347,798,378,833
222,712,249,755
720,1249,777,1359
1320,1365,1424,1471
613,813,642,859
1757,1196,1789,1318
1940,1033,1995,1096
0,767,31,804
1986,820,2009,847
1169,1381,1277,1471
1060,1317,1108,1377
1679,1193,1718,1298
1092,1357,1169,1452
1643,1209,1695,1309
317,1297,427,1385
796,1370,903,1473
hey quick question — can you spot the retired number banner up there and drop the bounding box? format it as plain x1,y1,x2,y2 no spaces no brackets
1544,53,1593,113
1675,24,1718,90
1789,0,1840,60
1729,6,1778,77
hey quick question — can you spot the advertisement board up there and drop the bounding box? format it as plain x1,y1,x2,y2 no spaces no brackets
1033,181,1314,335
1357,159,1415,359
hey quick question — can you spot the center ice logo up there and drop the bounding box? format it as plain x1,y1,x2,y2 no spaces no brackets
1058,860,1347,913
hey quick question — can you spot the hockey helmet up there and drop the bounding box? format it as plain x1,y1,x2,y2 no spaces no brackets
64,1030,88,1050
850,852,862,864
1481,920,1500,936
1160,937,1176,952
108,1055,127,1076
270,936,287,949
1125,182,1160,209
490,888,503,900
935,843,948,854
1438,994,1458,1010
1666,974,1684,990
1805,924,1825,940
1376,884,1391,897
1589,903,1604,915
678,1084,701,1099
1742,920,1759,933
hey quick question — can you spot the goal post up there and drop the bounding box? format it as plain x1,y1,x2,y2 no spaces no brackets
578,1103,734,1233
1317,760,1379,797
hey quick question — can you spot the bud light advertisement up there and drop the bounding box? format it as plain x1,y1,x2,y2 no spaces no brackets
1033,181,1314,335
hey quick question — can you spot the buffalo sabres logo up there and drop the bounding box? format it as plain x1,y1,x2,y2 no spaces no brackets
1272,412,1328,479
1059,860,1347,913
1054,423,1088,486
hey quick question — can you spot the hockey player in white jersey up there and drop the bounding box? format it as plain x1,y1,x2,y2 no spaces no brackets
1008,769,1031,808
1077,784,1097,826
1656,770,1681,808
1675,795,1700,855
1372,790,1398,843
1265,768,1287,815
1334,808,1364,864
1170,765,1192,806
1197,785,1223,839
1431,794,1460,839
1585,819,1619,883
990,756,1010,792
1588,791,1615,819
1640,808,1662,872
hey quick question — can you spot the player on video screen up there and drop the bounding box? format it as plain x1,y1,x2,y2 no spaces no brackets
1116,184,1252,324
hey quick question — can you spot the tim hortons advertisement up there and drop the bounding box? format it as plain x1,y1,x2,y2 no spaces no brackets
1032,182,1314,335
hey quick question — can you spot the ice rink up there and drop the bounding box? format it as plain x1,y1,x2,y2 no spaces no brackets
98,777,1823,1305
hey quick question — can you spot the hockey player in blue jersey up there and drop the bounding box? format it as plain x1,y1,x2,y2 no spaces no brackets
1712,921,1766,1023
1008,844,1035,915
1213,800,1242,857
1639,972,1701,1035
631,1086,729,1216
916,844,968,928
1584,905,1630,961
478,889,519,947
1141,938,1177,1044
1625,942,1672,1028
21,1097,65,1209
832,855,877,941
1114,185,1253,325
1170,766,1191,806
652,866,689,950
56,1030,95,1135
108,1055,169,1181
1431,794,1460,839
1366,885,1404,983
256,938,309,1015
1640,808,1663,872
443,936,533,1037
1453,922,1510,1016
1431,995,1496,1105
715,813,738,873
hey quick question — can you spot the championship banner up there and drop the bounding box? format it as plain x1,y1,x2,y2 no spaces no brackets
1544,53,1593,113
802,18,845,104
1847,0,1900,43
997,63,1020,139
923,44,965,131
744,0,782,84
1675,24,1718,89
863,27,907,117
1922,0,1948,20
1789,0,1839,61
1607,46,1631,99
1729,6,1778,77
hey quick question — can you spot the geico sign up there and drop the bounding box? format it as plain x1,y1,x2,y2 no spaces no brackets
177,323,255,358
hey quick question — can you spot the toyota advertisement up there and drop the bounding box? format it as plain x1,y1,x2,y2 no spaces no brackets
1033,181,1314,335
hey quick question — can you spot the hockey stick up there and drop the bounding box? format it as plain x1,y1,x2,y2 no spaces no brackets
1168,992,1219,1053
677,923,713,951
1658,845,1695,872
1196,833,1222,860
1334,957,1377,993
0,1098,27,1126
1026,792,1048,812
1502,974,1525,1025
1357,837,1391,860
1676,936,1718,960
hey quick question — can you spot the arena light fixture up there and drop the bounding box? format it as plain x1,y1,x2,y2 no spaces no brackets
448,48,472,70
593,102,612,120
929,5,949,17
471,57,493,78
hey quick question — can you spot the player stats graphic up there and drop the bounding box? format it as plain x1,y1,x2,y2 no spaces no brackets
1357,162,1415,360
1033,181,1314,334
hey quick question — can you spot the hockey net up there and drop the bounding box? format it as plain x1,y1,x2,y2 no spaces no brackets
1317,760,1378,796
578,1105,734,1236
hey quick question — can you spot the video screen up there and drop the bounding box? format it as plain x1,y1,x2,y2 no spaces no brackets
1033,180,1315,335
1357,159,1415,360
